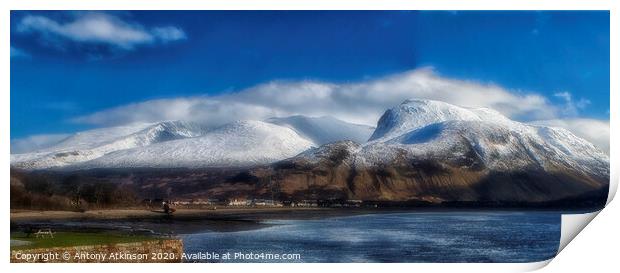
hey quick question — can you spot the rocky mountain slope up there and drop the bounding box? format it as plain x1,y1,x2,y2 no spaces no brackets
250,100,609,203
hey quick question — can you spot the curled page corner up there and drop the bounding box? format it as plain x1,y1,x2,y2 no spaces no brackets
505,258,553,273
558,210,601,253
555,170,616,259
607,166,618,206
511,205,605,273
525,258,554,272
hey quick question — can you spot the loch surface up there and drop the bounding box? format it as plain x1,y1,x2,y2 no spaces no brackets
182,211,560,263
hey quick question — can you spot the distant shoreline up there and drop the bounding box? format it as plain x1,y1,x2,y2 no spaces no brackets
10,206,585,223
10,207,364,223
11,208,320,222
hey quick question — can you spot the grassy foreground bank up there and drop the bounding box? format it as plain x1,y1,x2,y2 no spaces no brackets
10,231,158,250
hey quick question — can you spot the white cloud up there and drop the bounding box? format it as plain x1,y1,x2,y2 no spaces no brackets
15,67,603,154
11,134,70,154
10,46,30,59
554,91,591,116
73,99,284,129
152,26,187,42
531,118,609,154
17,12,186,50
72,68,563,128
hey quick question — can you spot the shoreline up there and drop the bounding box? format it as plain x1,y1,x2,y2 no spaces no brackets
10,206,580,223
10,208,391,234
10,207,322,222
10,207,574,238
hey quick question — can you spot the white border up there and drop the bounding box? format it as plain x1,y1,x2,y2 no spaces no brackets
2,1,618,272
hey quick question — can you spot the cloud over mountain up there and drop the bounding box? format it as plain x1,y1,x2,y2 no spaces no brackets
67,68,608,151
73,68,562,126
10,133,70,154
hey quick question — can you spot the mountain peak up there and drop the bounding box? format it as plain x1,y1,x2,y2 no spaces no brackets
369,99,486,141
75,119,314,169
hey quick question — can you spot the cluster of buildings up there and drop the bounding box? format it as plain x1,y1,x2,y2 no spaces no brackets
144,198,366,208
225,198,364,208
227,198,283,207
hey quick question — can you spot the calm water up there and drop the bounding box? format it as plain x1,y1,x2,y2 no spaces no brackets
181,212,560,263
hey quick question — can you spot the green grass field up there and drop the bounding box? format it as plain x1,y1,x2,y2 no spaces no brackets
10,231,159,250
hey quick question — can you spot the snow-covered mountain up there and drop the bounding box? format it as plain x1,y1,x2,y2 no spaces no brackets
11,115,375,170
277,99,609,202
10,121,209,169
10,100,609,186
75,120,314,169
266,115,374,145
360,99,608,175
10,99,609,205
368,99,513,141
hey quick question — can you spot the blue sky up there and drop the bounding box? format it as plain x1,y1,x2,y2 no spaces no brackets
10,11,610,142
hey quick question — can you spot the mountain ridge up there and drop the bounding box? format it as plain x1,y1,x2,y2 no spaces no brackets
9,99,609,207
11,116,374,170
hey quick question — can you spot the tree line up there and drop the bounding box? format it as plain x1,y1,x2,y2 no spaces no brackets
11,169,139,211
